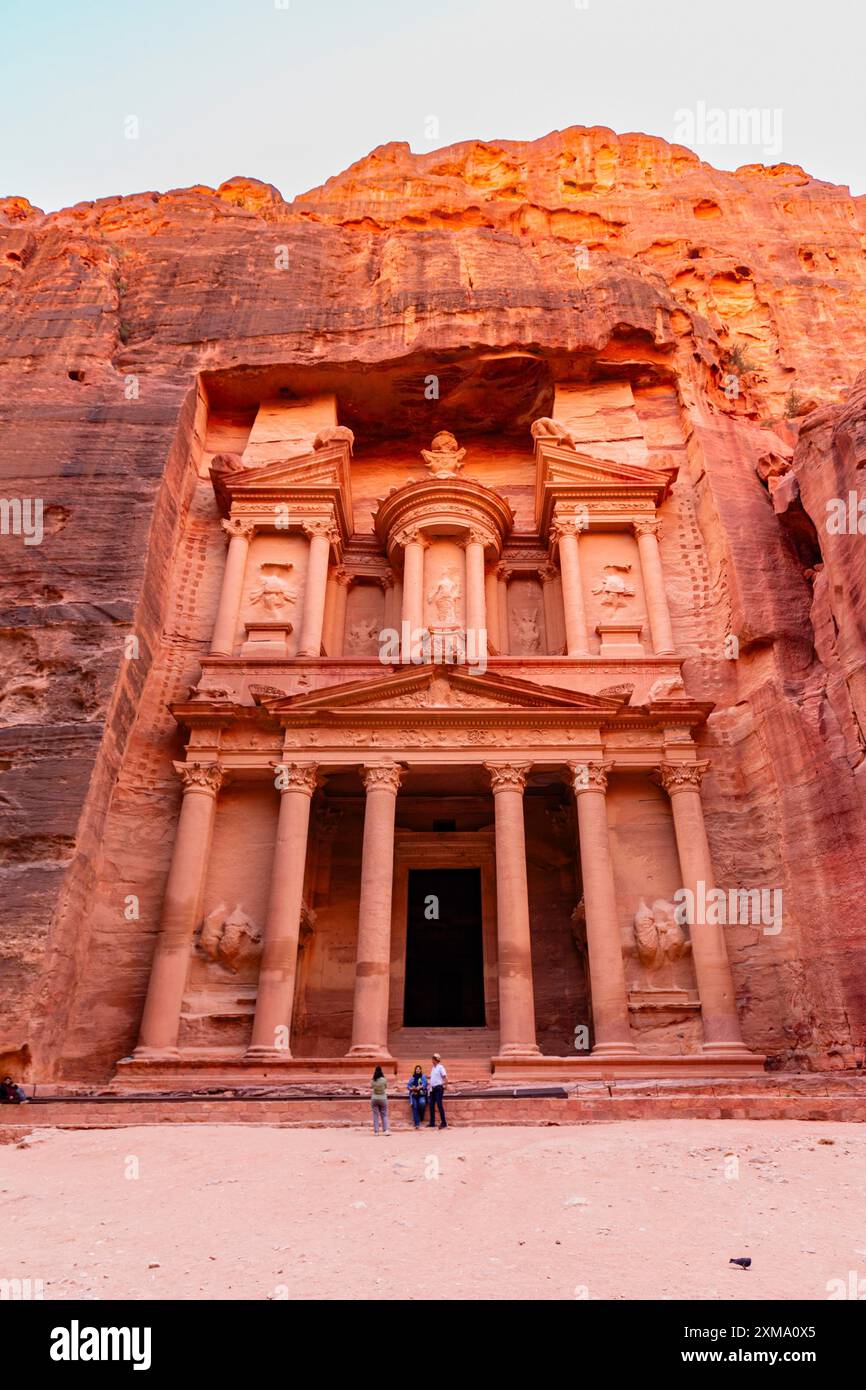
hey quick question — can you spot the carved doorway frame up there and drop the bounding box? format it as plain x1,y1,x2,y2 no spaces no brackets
388,831,499,1037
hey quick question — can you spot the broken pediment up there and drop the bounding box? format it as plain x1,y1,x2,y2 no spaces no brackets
534,438,676,532
210,436,354,538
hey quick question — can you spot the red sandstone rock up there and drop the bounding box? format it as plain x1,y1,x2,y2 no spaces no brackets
1,126,866,1081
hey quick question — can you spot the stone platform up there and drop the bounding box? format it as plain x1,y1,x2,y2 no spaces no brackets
5,1075,865,1132
112,1047,767,1090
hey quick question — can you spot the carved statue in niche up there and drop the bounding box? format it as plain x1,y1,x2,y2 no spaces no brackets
592,564,636,612
421,430,466,478
646,673,687,702
514,607,542,653
345,615,381,654
530,417,580,450
197,903,262,973
633,898,691,977
427,570,461,627
249,564,297,613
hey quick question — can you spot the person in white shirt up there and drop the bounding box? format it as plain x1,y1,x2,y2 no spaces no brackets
428,1053,448,1128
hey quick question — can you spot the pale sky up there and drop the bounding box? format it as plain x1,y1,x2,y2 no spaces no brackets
2,0,864,212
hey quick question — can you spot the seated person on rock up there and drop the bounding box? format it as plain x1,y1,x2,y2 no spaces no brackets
0,1075,28,1104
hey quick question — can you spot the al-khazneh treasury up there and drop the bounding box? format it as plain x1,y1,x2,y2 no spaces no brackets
4,129,866,1087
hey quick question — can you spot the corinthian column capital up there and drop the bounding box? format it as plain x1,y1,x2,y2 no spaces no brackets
361,763,404,794
568,760,609,795
464,527,493,549
634,517,662,539
173,761,224,796
273,763,320,796
221,517,255,541
303,518,338,545
394,527,430,550
655,760,710,796
485,762,531,794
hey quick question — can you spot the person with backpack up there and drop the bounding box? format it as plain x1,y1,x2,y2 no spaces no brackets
370,1065,390,1135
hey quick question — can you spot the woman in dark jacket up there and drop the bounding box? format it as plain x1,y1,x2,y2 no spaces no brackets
406,1066,428,1129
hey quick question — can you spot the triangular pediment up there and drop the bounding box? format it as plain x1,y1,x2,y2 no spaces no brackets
262,665,625,716
540,444,674,491
219,444,348,493
210,440,353,535
534,440,676,531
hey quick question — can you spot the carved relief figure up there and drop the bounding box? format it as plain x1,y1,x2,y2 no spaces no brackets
514,607,542,653
530,417,580,449
345,616,380,653
647,673,687,702
592,563,636,612
633,898,691,974
249,563,297,613
421,430,466,477
197,903,262,973
313,425,355,452
427,570,462,626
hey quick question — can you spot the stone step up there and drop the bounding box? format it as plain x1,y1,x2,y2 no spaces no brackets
3,1080,865,1130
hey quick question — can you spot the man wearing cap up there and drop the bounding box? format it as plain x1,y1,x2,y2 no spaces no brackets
428,1053,448,1129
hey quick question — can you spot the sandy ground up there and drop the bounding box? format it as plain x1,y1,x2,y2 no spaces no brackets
1,1120,864,1301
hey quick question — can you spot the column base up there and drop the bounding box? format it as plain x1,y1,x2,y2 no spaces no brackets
590,1041,639,1058
131,1045,181,1062
345,1044,393,1060
496,1042,543,1058
701,1040,754,1057
244,1045,293,1062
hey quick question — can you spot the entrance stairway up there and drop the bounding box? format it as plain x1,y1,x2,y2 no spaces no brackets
389,1027,498,1082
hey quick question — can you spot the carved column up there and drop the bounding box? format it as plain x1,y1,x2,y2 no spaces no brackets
485,763,541,1057
634,519,675,656
210,519,254,657
464,530,488,664
657,762,747,1052
380,570,398,634
326,567,352,658
347,764,403,1057
569,762,636,1054
551,517,590,657
495,563,511,655
485,567,501,653
400,530,427,647
297,520,334,657
539,563,562,655
136,762,224,1054
247,764,319,1059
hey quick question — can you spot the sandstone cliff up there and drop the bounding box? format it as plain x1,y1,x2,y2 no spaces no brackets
2,126,865,1077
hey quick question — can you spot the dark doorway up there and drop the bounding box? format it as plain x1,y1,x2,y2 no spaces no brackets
403,868,485,1026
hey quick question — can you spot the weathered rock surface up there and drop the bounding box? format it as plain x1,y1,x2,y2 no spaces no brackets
2,126,866,1078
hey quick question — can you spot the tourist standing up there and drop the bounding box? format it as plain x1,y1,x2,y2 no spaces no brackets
370,1065,390,1135
428,1053,447,1129
406,1065,428,1128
